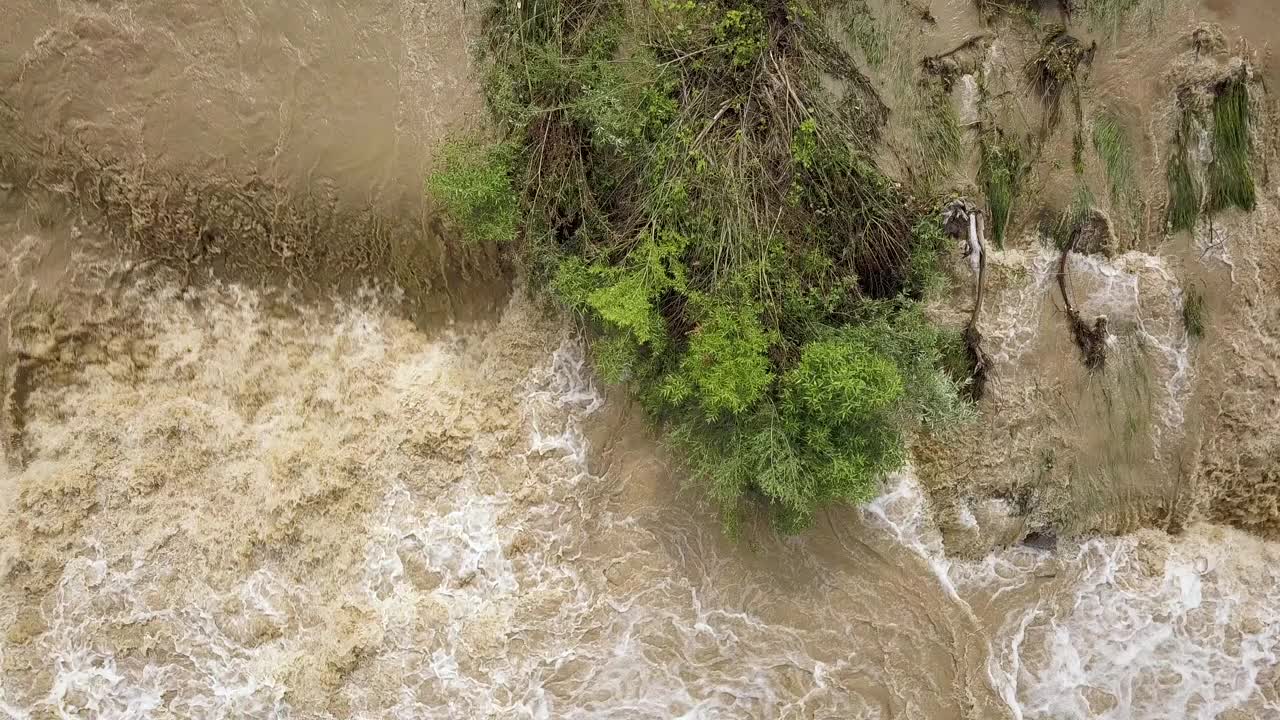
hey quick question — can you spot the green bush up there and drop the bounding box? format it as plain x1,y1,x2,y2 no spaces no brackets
426,141,518,244
443,0,970,532
782,337,902,423
666,300,776,418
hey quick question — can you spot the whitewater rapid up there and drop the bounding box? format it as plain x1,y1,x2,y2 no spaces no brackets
1,270,1278,719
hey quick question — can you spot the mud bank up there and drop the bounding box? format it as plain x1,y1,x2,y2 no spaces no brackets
899,2,1280,549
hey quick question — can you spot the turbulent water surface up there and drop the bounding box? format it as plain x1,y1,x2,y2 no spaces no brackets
4,0,1280,718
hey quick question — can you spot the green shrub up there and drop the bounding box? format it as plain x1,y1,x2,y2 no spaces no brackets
461,0,968,532
588,272,666,344
782,337,903,423
670,335,908,533
667,300,776,419
905,212,951,298
426,141,518,244
593,332,643,383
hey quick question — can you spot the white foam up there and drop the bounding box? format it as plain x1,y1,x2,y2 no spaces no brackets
985,248,1060,370
985,246,1193,447
859,416,1280,720
8,283,1278,720
26,542,294,719
999,535,1280,719
864,471,968,605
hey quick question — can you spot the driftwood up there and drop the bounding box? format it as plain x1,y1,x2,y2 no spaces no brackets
944,200,992,400
964,211,992,399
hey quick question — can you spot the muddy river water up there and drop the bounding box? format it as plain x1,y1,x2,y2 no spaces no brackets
3,0,1280,718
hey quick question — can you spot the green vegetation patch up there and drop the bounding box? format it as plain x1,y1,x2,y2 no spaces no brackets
1182,284,1206,340
435,0,969,532
1085,0,1170,37
847,0,888,69
1092,111,1137,213
1165,102,1201,234
980,129,1026,247
908,83,963,195
1044,184,1097,251
1164,72,1256,234
427,140,519,245
1208,73,1255,213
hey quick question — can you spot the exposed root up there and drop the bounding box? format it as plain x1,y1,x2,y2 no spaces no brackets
963,323,991,401
1057,234,1108,370
965,211,993,400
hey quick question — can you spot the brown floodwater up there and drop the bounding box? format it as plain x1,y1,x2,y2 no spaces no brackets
3,0,1280,718
1204,0,1280,86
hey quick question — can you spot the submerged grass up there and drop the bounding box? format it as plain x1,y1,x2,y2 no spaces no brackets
980,130,1025,248
1208,74,1255,213
1165,103,1201,234
910,87,963,193
975,0,1051,26
1182,284,1206,339
435,0,970,533
1046,184,1097,251
1165,72,1256,234
848,0,888,69
1085,0,1170,36
1092,111,1137,211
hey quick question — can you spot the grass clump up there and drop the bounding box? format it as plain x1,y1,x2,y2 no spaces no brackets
1165,102,1201,234
1182,284,1206,339
1085,0,1170,37
1164,72,1256,234
1092,111,1137,211
1208,73,1255,213
847,0,888,69
443,0,969,532
908,84,963,194
1044,184,1097,251
975,0,1053,26
427,140,519,245
980,129,1026,247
